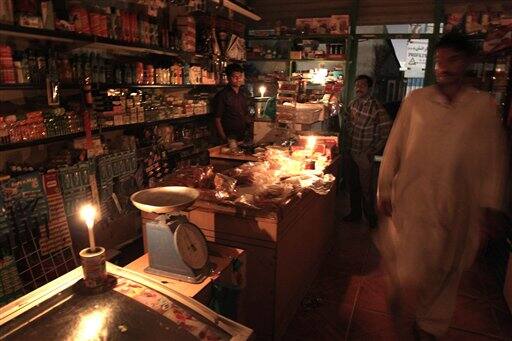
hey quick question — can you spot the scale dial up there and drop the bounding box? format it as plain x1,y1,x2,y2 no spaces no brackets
174,222,208,270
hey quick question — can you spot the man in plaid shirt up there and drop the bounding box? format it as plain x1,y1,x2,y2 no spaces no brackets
343,75,392,228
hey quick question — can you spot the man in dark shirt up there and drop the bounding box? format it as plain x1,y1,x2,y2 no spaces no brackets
213,64,250,142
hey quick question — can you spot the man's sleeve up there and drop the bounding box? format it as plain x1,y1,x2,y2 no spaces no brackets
213,92,224,119
377,94,413,200
373,103,392,154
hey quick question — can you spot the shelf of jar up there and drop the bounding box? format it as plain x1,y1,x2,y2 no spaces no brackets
247,58,346,62
246,34,349,41
0,114,212,152
0,23,205,60
0,83,221,91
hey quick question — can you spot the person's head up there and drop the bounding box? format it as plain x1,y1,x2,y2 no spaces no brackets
435,32,474,86
354,75,373,98
225,63,245,88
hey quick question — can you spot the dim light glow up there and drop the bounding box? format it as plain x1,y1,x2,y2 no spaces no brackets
306,136,317,151
311,68,329,85
259,85,267,98
80,204,96,229
74,308,109,341
80,204,97,251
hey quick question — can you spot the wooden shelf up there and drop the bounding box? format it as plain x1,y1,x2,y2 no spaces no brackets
0,114,211,152
0,24,205,61
0,83,220,91
247,58,346,62
0,83,44,90
247,34,349,41
105,84,220,89
247,59,290,62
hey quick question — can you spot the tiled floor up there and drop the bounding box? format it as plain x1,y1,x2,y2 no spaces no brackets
283,199,512,340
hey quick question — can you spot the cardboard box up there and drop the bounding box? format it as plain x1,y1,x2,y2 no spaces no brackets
290,51,302,59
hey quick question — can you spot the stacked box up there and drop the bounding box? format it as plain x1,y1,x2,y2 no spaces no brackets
177,16,196,53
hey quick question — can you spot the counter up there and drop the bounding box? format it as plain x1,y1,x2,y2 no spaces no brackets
141,156,339,340
125,243,247,321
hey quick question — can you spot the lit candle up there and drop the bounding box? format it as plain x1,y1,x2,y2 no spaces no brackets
80,204,97,251
259,85,266,98
306,136,317,153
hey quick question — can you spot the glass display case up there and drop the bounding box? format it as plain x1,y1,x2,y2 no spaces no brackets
0,262,252,341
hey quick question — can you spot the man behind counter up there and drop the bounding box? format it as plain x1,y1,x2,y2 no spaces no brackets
214,63,251,143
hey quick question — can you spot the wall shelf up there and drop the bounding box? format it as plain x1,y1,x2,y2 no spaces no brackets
247,34,349,41
0,24,205,61
0,114,211,152
0,83,221,91
247,58,346,62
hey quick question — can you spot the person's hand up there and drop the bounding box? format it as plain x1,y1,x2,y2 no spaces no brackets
377,195,393,217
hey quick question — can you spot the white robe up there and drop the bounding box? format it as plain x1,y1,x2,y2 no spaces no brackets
374,85,509,336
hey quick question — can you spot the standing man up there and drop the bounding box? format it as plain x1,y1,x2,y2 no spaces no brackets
343,75,392,228
376,32,509,339
213,63,250,143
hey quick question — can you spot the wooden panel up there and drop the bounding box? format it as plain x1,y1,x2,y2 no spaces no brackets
274,188,336,340
202,235,277,341
444,0,512,13
250,0,512,27
190,208,279,242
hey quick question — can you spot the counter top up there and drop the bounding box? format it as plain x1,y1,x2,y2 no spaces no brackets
125,243,245,301
208,145,259,162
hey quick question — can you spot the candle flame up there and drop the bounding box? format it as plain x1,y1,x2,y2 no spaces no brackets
306,136,317,151
259,85,266,98
80,204,97,229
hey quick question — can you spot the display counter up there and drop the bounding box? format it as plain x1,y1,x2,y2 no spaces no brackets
208,145,259,171
141,155,339,340
0,262,253,340
125,243,247,321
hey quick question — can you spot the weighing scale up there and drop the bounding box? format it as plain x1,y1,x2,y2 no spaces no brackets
130,186,211,284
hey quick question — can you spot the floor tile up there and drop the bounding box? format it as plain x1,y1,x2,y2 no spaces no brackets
283,305,346,341
284,194,512,341
347,307,412,340
492,305,512,339
442,328,505,341
452,295,503,338
357,274,390,314
459,270,488,299
308,272,362,306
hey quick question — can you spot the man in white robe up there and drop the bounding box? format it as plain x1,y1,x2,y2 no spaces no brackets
375,32,509,339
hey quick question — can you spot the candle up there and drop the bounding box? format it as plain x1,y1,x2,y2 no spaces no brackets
259,85,266,98
306,136,317,153
80,204,97,251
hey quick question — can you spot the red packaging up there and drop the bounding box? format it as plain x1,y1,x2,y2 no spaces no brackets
144,64,154,84
121,11,130,41
135,62,144,84
70,6,90,35
130,13,139,43
90,13,107,38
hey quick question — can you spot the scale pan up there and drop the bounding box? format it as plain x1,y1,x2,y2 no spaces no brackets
130,186,199,213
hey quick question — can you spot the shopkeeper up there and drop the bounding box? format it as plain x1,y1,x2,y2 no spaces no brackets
213,64,251,142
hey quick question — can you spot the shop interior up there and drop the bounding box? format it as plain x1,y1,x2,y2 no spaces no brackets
0,0,511,340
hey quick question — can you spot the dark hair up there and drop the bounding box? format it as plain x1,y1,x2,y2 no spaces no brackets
435,32,475,56
225,63,244,77
355,75,373,88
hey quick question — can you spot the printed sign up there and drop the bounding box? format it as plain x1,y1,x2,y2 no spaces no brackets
406,39,428,69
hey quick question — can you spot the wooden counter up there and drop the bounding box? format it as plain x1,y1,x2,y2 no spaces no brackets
125,243,246,321
208,145,259,171
141,156,339,340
